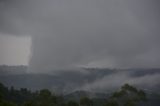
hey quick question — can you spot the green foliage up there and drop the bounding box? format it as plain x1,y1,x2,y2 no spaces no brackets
121,84,138,93
0,82,149,106
124,100,136,106
106,84,147,106
67,100,79,106
105,99,119,106
0,82,8,100
112,90,127,98
0,100,17,106
23,101,36,106
137,90,147,101
80,97,93,106
38,92,56,105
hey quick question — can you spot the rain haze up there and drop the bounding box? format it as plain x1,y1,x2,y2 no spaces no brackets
0,0,160,93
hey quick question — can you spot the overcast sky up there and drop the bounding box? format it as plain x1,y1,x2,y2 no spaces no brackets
0,0,160,73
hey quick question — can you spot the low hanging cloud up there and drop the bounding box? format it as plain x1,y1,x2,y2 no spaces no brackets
0,0,160,73
79,71,160,92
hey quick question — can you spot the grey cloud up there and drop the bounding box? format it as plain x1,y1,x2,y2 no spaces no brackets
78,71,160,92
0,0,160,73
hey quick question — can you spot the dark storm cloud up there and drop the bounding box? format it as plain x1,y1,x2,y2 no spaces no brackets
0,0,160,73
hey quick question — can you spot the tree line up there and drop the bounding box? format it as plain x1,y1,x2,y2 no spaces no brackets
0,82,147,106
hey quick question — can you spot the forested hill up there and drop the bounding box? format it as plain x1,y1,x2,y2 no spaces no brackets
0,82,160,106
0,65,160,105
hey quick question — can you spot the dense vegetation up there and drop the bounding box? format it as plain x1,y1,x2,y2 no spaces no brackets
0,82,149,106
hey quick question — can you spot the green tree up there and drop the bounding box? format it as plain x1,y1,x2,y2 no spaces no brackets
67,100,79,106
124,100,136,106
106,84,147,106
23,100,37,106
37,89,57,106
105,99,119,106
80,97,93,106
0,82,8,100
0,100,17,106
